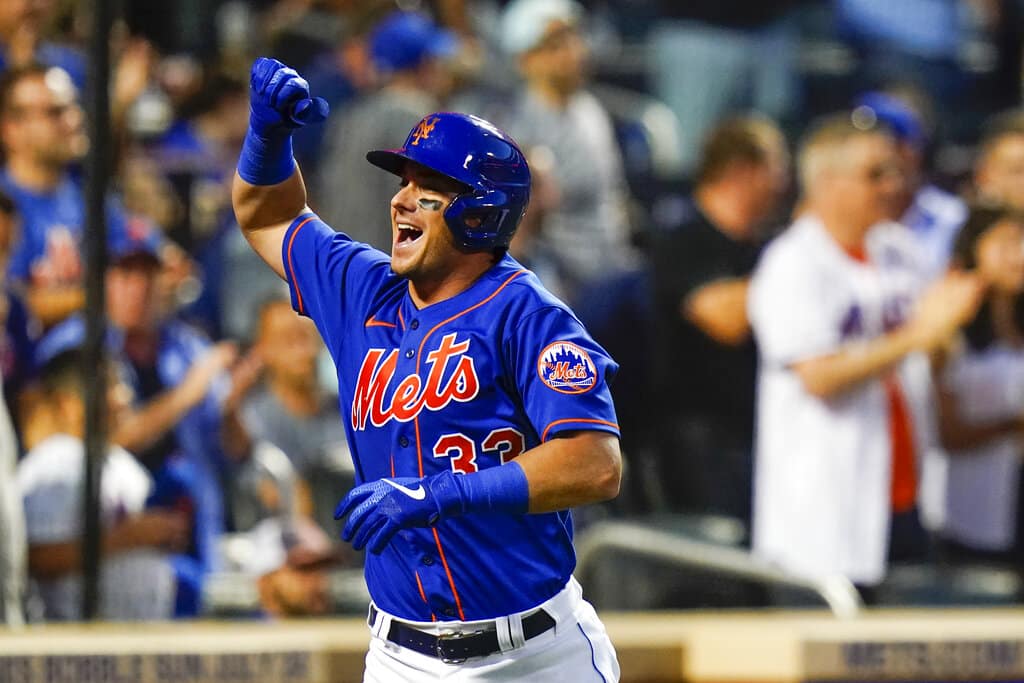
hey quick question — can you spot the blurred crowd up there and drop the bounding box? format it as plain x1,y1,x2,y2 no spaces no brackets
1,0,1024,623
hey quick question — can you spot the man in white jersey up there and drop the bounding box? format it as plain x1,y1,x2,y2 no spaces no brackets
748,114,983,591
18,349,185,621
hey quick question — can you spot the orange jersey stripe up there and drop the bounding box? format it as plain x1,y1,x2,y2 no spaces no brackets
541,418,619,442
286,216,317,314
366,315,397,328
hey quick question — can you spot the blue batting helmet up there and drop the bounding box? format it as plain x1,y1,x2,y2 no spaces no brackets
366,112,531,251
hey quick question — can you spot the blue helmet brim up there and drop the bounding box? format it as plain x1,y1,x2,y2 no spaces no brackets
366,149,473,193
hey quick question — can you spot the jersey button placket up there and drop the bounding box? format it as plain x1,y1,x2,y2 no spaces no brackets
399,435,409,448
405,349,414,359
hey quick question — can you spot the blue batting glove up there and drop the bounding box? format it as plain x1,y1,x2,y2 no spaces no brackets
334,477,452,554
238,57,329,185
334,466,529,554
248,57,328,136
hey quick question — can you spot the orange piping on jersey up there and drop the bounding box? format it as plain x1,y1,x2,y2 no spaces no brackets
414,418,424,478
390,454,395,478
366,315,396,328
413,572,436,621
407,269,526,622
414,570,428,601
432,528,465,621
541,418,619,442
397,308,406,331
286,216,317,314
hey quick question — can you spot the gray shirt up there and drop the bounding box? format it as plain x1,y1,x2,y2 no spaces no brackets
314,88,439,250
500,89,634,290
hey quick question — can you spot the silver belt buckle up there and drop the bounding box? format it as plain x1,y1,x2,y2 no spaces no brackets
437,628,486,664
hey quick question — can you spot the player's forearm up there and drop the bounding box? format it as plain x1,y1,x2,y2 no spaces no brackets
232,169,308,234
791,325,920,399
516,431,622,513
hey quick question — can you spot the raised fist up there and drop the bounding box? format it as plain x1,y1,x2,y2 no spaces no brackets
248,57,329,138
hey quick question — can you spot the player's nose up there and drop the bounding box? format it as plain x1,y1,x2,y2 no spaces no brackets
391,183,418,214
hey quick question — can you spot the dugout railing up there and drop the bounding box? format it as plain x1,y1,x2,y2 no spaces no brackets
574,518,865,618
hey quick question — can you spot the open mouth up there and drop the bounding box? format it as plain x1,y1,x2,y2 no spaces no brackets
397,224,423,244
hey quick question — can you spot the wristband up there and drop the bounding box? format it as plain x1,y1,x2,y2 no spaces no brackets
430,462,530,518
237,127,295,186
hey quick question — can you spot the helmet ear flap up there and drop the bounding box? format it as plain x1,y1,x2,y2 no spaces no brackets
445,189,517,251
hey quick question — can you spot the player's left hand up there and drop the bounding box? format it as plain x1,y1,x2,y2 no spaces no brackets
335,476,451,554
248,57,329,138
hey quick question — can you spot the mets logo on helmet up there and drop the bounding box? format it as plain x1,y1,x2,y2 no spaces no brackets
411,116,439,146
538,341,597,394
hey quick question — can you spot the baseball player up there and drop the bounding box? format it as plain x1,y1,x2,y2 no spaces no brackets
232,58,621,681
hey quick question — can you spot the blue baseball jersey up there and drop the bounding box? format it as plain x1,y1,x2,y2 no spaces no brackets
0,172,138,283
283,213,620,621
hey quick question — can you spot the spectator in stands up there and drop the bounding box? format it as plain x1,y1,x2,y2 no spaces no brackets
289,0,390,175
748,114,982,595
145,71,250,338
497,0,638,305
933,205,1024,570
0,0,85,87
35,227,237,614
647,116,788,526
315,10,459,251
647,0,802,174
854,89,967,281
974,111,1024,212
0,63,156,328
17,349,184,621
223,296,353,538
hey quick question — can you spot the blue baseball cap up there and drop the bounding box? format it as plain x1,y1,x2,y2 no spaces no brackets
369,11,458,73
853,92,926,149
108,215,164,265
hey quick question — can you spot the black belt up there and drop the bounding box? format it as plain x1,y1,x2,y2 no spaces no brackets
368,605,556,663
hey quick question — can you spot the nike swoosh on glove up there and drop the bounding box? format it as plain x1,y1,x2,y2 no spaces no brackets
334,475,459,554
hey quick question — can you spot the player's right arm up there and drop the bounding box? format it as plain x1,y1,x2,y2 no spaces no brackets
231,58,328,280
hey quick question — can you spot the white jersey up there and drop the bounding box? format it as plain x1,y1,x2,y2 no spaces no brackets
937,344,1024,551
749,215,929,585
17,434,175,621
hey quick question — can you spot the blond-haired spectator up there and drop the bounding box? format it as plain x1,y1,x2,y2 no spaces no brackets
749,114,982,593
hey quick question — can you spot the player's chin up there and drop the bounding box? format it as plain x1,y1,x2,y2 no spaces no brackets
389,252,416,277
